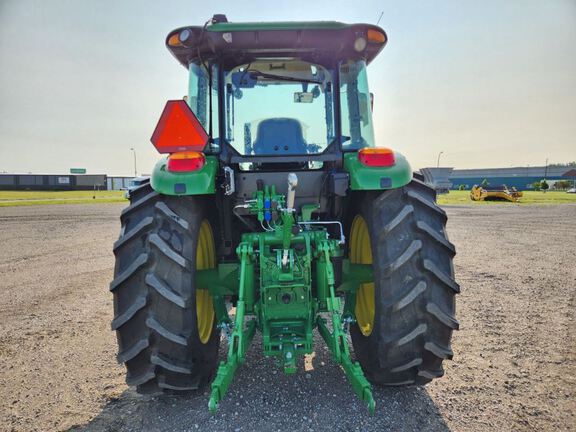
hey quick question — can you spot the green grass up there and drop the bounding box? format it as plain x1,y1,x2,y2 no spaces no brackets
437,190,576,206
2,189,574,208
0,190,127,207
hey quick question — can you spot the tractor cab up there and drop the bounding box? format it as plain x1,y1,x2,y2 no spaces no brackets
165,16,385,168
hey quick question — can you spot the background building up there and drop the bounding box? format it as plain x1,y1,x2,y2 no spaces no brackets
448,166,572,190
0,174,134,191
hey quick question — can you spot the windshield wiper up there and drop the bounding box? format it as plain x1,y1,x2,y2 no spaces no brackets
248,70,323,85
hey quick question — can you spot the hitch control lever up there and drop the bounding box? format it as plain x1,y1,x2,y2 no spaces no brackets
282,173,298,268
286,173,298,211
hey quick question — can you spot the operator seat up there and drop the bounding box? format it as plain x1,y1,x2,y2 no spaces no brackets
253,118,308,155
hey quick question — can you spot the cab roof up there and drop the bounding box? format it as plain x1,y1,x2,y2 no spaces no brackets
166,19,387,69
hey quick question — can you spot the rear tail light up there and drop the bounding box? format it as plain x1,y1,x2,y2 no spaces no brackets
358,148,396,167
167,151,205,172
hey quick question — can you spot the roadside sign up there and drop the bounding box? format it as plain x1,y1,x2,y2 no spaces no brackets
70,168,86,174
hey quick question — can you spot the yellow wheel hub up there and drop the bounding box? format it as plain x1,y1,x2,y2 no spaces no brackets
196,220,216,344
350,215,375,336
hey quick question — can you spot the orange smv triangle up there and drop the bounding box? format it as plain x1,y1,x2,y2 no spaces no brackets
151,100,209,153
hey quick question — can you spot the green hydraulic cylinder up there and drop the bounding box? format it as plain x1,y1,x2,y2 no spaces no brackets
316,258,328,311
281,211,293,251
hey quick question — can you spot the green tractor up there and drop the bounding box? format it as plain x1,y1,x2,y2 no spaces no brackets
111,15,459,413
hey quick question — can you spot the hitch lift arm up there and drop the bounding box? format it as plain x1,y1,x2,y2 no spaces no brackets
316,240,376,414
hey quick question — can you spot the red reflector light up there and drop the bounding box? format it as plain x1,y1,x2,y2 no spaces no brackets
358,148,396,167
167,151,205,172
151,100,209,153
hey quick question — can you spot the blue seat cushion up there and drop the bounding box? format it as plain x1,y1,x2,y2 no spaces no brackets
253,118,307,155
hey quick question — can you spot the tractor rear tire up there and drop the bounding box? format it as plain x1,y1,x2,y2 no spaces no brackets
111,182,220,393
349,175,459,385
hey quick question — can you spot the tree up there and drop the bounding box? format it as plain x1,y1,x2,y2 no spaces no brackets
458,184,467,191
481,178,489,187
540,180,549,191
554,180,571,190
532,181,541,191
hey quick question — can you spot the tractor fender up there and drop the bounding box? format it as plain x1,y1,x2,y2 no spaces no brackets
343,151,412,190
150,155,218,195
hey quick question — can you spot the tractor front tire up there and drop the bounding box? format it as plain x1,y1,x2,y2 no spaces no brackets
111,183,220,393
349,175,459,385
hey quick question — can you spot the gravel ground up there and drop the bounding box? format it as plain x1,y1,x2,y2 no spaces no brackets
0,203,574,432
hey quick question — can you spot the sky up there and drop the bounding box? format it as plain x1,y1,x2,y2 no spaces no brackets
0,0,574,175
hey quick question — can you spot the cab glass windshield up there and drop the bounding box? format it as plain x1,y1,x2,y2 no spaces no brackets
223,60,335,156
188,63,220,150
340,60,375,149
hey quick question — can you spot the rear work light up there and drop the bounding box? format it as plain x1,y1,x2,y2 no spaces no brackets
167,151,205,172
151,100,209,154
358,148,396,167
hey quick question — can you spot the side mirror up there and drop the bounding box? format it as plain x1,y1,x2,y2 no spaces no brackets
294,92,314,103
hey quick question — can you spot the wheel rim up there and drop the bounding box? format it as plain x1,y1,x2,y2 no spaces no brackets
196,220,216,344
350,215,375,336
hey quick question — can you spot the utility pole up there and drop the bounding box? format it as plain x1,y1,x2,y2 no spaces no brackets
130,148,137,177
437,151,444,168
544,158,548,181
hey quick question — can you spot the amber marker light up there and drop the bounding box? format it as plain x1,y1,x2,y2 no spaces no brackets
168,33,182,47
358,148,396,167
367,29,386,43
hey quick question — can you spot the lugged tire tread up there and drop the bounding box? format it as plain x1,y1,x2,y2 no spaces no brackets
146,316,188,346
127,178,151,195
126,369,156,387
424,341,454,360
382,205,414,235
155,201,190,230
395,323,427,346
158,378,199,391
416,221,456,255
423,259,460,293
393,281,427,311
350,176,458,387
149,233,188,268
109,253,149,292
121,190,159,218
117,337,149,363
145,273,189,308
391,358,423,373
411,176,428,188
406,190,447,220
413,172,425,182
418,368,444,380
112,184,219,394
385,240,422,275
426,302,460,330
113,216,154,252
111,295,147,330
151,353,192,374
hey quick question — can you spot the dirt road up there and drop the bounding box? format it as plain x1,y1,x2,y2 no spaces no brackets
0,203,574,431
